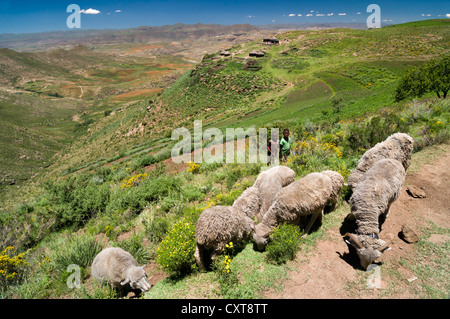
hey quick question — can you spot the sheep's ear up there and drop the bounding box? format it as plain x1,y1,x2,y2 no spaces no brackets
376,241,391,253
343,233,364,249
120,278,130,286
140,265,146,270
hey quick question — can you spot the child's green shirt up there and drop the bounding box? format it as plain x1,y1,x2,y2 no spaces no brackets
280,137,292,155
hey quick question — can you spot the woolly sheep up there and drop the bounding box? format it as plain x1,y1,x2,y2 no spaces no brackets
344,158,406,270
195,205,254,271
91,247,151,294
232,165,295,220
347,133,413,190
253,170,344,250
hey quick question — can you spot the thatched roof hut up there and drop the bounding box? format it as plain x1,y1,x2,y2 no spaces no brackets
249,50,265,57
263,37,279,44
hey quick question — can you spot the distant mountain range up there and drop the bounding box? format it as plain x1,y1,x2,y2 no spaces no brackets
0,23,260,52
256,22,369,30
0,22,378,52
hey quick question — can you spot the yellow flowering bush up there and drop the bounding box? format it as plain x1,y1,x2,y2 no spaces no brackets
0,246,29,288
186,161,201,174
430,119,445,132
213,242,239,296
294,134,342,159
287,134,345,176
266,224,303,264
156,219,196,276
120,173,148,189
104,225,117,240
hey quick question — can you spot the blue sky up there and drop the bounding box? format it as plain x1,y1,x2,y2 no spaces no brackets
0,0,449,34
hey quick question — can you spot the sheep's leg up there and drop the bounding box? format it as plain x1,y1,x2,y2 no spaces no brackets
302,209,323,237
379,206,391,230
195,245,206,271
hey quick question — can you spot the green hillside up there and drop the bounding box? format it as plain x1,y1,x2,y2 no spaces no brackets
154,22,448,131
0,21,449,299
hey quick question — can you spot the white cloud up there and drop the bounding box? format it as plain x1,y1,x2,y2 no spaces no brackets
288,13,296,17
327,13,334,16
248,15,255,18
356,12,362,15
316,13,325,16
306,13,313,17
115,10,121,13
298,14,302,16
272,20,276,22
338,13,346,16
426,14,431,16
310,10,314,13
446,13,450,18
81,8,101,14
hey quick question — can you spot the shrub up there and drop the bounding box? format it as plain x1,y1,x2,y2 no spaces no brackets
104,225,117,241
140,175,181,202
139,155,158,167
143,215,170,243
0,246,29,292
121,173,148,189
108,175,181,215
266,224,303,264
156,219,196,277
49,234,103,280
78,280,118,299
181,185,205,202
224,165,243,190
186,161,201,174
213,242,239,297
44,176,111,229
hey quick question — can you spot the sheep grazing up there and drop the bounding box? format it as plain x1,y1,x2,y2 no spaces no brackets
347,133,414,190
253,170,344,250
232,165,295,220
195,205,254,271
344,158,406,270
91,247,151,294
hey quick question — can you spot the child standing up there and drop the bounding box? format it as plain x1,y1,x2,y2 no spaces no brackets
279,129,292,163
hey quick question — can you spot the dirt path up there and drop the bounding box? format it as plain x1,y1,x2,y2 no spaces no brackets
265,143,450,299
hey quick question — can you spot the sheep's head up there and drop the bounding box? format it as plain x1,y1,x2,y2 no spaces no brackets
343,233,391,270
121,266,151,293
253,223,272,251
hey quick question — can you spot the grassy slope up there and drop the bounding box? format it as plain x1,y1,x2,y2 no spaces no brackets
6,19,446,185
0,46,192,194
153,20,449,131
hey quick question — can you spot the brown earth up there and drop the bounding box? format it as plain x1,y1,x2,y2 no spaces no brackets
265,143,450,299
